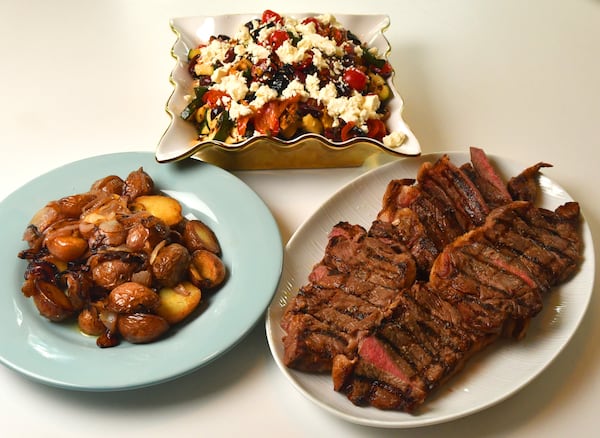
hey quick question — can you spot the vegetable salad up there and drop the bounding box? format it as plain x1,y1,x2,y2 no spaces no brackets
182,10,404,146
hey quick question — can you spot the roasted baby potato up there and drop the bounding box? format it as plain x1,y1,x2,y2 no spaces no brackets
182,219,221,254
32,280,74,322
131,195,183,226
189,249,226,290
78,305,106,336
45,234,88,262
117,313,169,344
155,282,202,324
107,282,160,314
151,243,191,288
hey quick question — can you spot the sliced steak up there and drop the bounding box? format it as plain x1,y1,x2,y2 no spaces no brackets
333,283,497,411
507,161,553,202
281,150,584,413
377,153,495,277
281,222,416,372
335,200,582,411
460,147,512,208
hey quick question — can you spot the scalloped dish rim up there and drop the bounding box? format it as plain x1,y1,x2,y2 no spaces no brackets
157,12,421,169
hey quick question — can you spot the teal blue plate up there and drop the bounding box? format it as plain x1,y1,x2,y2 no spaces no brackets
0,152,282,391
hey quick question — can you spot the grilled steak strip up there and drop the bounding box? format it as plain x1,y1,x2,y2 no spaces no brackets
507,161,553,202
335,200,582,410
460,147,513,208
417,154,490,230
281,151,583,413
377,153,498,276
281,222,416,372
333,283,497,411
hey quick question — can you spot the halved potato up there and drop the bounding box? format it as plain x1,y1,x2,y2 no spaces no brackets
182,219,221,254
131,195,183,226
155,281,202,324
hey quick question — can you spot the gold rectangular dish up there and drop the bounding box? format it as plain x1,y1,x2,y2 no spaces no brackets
157,12,421,170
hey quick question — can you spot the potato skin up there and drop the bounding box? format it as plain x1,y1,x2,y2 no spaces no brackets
45,234,88,262
152,243,191,287
182,220,221,255
118,313,169,343
32,280,74,322
189,250,226,290
107,282,160,314
123,168,154,200
78,305,105,336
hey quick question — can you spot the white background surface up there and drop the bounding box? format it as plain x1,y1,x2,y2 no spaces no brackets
1,0,599,437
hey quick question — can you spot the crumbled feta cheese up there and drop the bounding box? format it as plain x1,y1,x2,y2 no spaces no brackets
281,79,308,100
249,81,260,93
283,16,301,37
316,82,338,104
382,131,407,147
295,21,317,36
245,41,270,61
316,14,338,27
331,59,343,75
257,26,274,43
304,73,321,98
298,33,340,57
251,85,278,108
229,100,253,120
326,93,381,128
234,25,252,44
210,66,228,83
276,40,305,64
213,71,248,102
311,49,328,70
199,39,231,63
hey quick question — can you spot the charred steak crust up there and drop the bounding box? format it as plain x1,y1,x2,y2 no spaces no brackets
280,149,583,413
280,222,416,372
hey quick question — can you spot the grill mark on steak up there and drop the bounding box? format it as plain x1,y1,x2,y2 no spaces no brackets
489,203,582,286
282,312,358,372
418,155,490,228
281,222,417,372
335,283,498,411
333,200,581,411
281,151,583,413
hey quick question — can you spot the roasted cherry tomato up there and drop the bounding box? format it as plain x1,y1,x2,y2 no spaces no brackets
253,101,282,136
202,90,229,108
343,68,368,91
340,121,358,141
330,27,346,46
268,29,289,49
236,115,251,137
366,119,387,141
262,10,283,24
301,17,322,33
375,61,393,78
